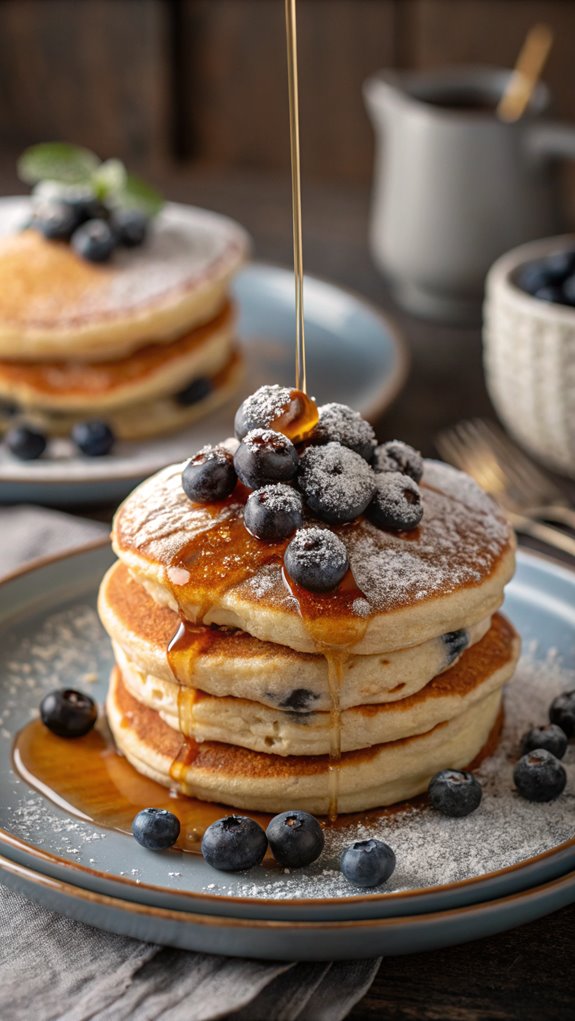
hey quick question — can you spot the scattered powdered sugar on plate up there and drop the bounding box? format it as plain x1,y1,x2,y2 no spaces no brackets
1,597,573,901
204,645,575,899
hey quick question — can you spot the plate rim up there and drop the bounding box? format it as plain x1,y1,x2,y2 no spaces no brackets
0,540,574,912
0,260,408,489
0,847,573,933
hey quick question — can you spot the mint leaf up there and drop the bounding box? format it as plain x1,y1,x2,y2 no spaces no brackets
115,173,164,216
18,143,100,186
91,158,127,200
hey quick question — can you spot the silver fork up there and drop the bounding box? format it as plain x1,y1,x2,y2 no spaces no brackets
436,420,575,558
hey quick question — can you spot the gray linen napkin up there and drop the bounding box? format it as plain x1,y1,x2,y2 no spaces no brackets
0,505,381,1021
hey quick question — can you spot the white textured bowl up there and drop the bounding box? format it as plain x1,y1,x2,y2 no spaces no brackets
484,235,575,478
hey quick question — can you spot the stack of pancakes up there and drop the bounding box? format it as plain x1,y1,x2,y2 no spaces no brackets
100,457,519,815
0,200,248,439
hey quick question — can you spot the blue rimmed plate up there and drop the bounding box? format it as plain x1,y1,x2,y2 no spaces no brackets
0,543,573,929
0,261,408,506
0,851,573,959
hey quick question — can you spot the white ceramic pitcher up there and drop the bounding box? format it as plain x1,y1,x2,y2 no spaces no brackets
364,66,575,322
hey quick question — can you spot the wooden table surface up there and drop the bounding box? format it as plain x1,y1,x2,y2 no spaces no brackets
2,165,573,1019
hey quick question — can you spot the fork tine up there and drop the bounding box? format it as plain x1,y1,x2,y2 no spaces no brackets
475,420,560,498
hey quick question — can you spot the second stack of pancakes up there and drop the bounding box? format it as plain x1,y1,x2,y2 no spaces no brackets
100,409,519,816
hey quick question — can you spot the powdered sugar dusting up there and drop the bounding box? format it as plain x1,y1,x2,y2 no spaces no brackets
208,645,575,898
237,385,293,431
315,403,376,458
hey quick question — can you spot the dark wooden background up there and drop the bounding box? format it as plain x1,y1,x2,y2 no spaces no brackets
1,0,575,188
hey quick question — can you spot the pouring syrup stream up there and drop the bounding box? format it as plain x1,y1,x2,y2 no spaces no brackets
285,0,307,394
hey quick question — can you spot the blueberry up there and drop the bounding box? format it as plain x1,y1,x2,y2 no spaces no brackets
182,445,237,503
63,195,109,225
175,377,213,407
549,689,575,737
234,429,298,489
266,810,324,867
33,199,78,241
428,769,483,817
340,839,396,888
516,261,551,296
562,275,575,307
442,629,469,665
520,724,568,760
201,815,268,871
6,424,47,461
313,403,376,461
0,398,19,419
513,749,567,802
543,250,575,282
234,384,295,440
132,808,180,851
533,284,564,304
367,471,423,531
284,527,349,592
278,688,319,711
372,440,423,483
72,420,115,457
297,442,376,524
40,688,97,738
244,483,303,541
111,208,149,248
71,219,116,262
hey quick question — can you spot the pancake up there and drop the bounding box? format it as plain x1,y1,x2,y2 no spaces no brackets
0,199,249,360
114,613,519,755
107,666,504,813
98,561,493,710
0,302,235,413
112,458,515,655
11,350,243,442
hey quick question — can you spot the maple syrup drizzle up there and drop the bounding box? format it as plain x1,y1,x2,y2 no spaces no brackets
285,0,307,394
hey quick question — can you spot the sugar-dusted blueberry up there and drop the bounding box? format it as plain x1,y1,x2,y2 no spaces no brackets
201,815,268,871
132,808,180,851
234,429,298,489
367,471,423,532
442,629,469,665
71,218,116,263
244,483,303,541
175,376,213,407
372,440,423,483
6,424,47,461
72,420,115,457
520,724,568,760
513,749,567,802
234,384,294,440
313,403,376,461
284,527,349,592
297,442,376,524
428,769,482,817
549,689,575,738
182,444,237,503
111,208,149,247
34,199,78,240
40,688,98,738
266,810,324,868
340,839,396,888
